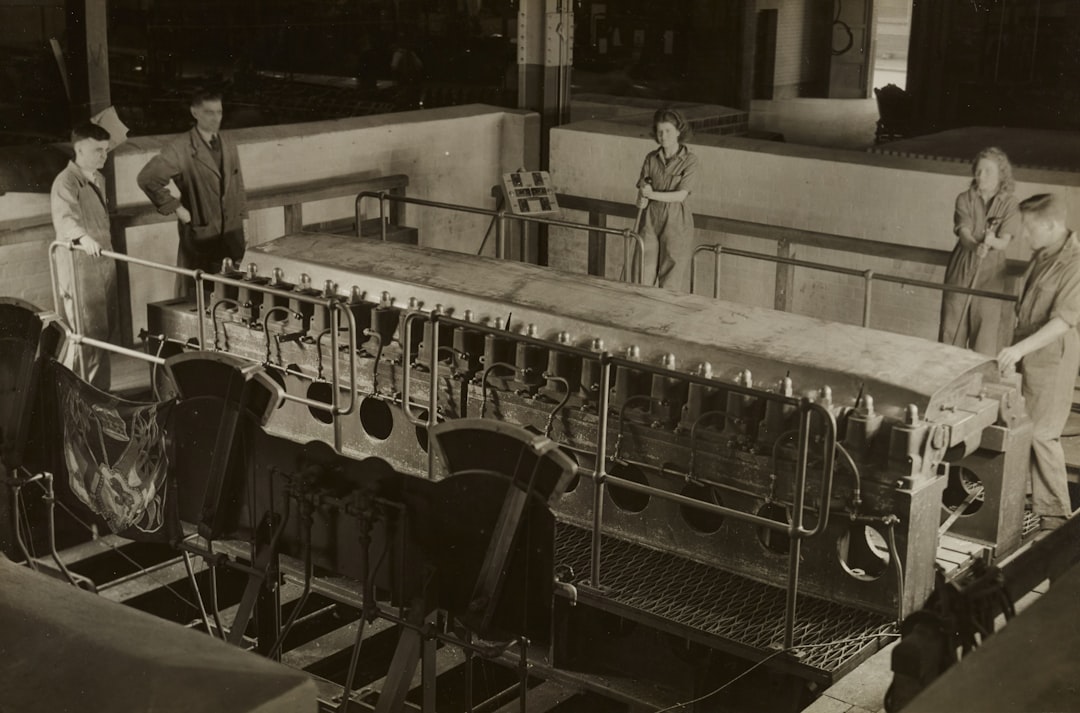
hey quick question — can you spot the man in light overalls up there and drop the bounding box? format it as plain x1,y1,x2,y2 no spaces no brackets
997,193,1080,531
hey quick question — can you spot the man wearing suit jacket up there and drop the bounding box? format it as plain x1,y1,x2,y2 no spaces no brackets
137,88,248,294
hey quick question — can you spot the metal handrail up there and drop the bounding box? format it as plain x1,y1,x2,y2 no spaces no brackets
398,309,840,648
47,242,361,449
355,190,646,284
691,243,1017,329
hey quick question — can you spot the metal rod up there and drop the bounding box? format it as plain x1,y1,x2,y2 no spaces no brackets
713,246,722,299
589,355,612,588
862,269,874,328
496,213,506,259
380,192,388,242
330,300,342,453
354,191,650,241
427,314,439,479
399,310,427,427
784,405,813,649
694,242,1015,302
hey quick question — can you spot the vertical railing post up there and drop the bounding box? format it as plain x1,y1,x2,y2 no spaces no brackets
283,202,303,234
713,246,722,299
496,212,507,259
590,354,612,589
774,239,795,312
784,402,813,649
862,269,875,328
379,192,388,242
587,210,608,277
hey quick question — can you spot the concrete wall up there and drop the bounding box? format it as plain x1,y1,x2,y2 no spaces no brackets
757,0,831,99
0,105,537,336
549,120,1080,342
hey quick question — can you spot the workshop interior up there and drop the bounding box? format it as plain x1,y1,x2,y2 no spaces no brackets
3,2,1080,713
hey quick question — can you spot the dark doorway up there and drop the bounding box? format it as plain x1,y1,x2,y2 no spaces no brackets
754,9,778,100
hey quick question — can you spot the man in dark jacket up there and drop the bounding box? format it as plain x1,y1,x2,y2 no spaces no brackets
137,88,247,294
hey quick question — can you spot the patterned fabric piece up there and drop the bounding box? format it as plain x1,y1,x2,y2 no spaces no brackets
54,362,174,535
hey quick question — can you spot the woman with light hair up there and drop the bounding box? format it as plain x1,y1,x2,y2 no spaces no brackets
940,146,1021,354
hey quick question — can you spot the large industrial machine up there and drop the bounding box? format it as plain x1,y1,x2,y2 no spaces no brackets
2,231,1040,711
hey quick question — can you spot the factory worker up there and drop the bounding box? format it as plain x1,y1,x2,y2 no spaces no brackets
137,87,248,296
940,147,1021,354
634,107,699,292
996,193,1080,531
50,121,119,390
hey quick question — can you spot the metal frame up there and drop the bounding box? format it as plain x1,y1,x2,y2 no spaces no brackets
50,232,849,691
356,190,646,284
691,244,1016,328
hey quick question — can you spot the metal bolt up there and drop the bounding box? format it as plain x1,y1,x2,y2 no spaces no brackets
300,273,311,289
781,376,793,397
697,361,713,378
526,323,538,338
905,404,920,425
557,331,571,344
463,309,474,322
591,338,604,352
494,317,505,329
272,267,285,285
246,262,258,279
862,395,875,415
662,353,676,369
626,344,641,360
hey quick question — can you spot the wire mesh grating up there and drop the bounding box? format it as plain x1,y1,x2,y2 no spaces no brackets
555,523,895,674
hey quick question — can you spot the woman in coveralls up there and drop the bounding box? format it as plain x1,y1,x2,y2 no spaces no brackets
997,193,1080,531
635,108,699,292
940,147,1021,354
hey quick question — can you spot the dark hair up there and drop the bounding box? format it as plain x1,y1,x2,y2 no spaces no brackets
1019,193,1066,224
190,87,223,108
970,146,1015,195
71,121,110,143
652,107,692,143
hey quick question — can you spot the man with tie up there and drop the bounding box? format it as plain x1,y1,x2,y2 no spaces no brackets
137,88,248,294
51,121,119,389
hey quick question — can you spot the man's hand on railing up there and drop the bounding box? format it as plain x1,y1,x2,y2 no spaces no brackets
78,236,104,258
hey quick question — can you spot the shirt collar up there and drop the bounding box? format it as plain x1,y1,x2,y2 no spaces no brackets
68,160,101,186
1036,230,1076,262
196,126,217,146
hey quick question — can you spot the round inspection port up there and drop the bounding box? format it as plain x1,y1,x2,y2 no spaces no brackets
265,368,287,408
678,483,724,535
837,524,891,582
306,381,334,424
606,461,650,513
756,503,790,555
941,467,985,516
360,397,394,441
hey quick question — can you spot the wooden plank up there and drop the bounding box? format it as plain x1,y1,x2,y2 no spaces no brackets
774,239,795,311
281,617,396,671
283,203,303,234
492,681,577,713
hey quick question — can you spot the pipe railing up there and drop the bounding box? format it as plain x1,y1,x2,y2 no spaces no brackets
399,308,841,648
48,242,360,451
53,232,849,649
691,244,1016,329
355,190,646,284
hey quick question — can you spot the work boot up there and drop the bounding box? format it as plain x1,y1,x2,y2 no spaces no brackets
1039,515,1067,531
